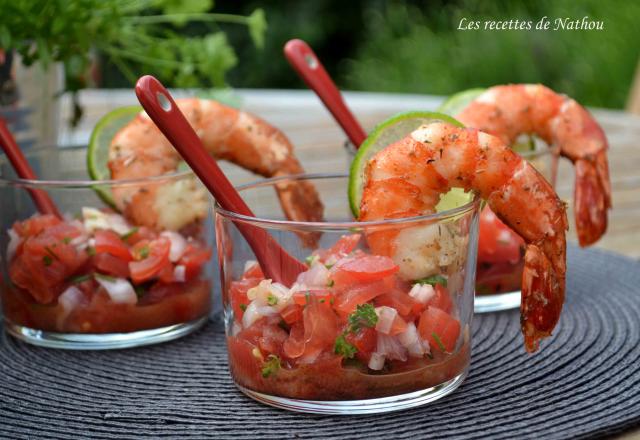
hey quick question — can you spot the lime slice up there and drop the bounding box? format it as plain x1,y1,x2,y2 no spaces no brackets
438,88,486,116
348,111,472,218
87,106,142,207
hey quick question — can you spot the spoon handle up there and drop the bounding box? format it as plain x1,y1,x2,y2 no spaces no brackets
0,119,61,217
135,76,306,285
285,39,367,147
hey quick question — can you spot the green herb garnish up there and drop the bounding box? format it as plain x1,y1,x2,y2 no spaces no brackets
266,294,278,306
134,285,146,299
239,304,247,312
432,332,447,352
95,273,117,282
138,245,150,259
42,255,53,266
334,334,357,359
261,355,281,378
327,279,335,287
44,245,60,261
62,237,72,244
69,274,92,284
87,246,96,257
120,227,139,241
415,274,448,287
305,254,319,266
347,304,378,334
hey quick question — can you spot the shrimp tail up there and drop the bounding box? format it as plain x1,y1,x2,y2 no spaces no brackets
521,241,566,353
574,155,608,246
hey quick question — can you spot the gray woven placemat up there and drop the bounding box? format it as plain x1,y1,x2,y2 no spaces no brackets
1,245,639,440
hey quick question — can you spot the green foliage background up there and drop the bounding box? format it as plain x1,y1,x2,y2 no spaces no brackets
218,0,640,109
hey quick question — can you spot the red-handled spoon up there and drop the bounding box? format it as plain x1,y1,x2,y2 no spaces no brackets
135,75,306,285
284,39,367,148
0,118,61,218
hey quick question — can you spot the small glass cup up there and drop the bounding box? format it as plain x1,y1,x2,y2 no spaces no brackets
215,173,480,414
0,146,215,349
345,140,556,313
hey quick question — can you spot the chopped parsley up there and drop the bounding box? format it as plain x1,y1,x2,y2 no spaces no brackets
327,279,335,287
87,246,96,257
138,245,150,259
62,237,72,244
334,334,357,359
94,273,117,282
261,355,281,378
319,299,325,303
347,304,378,334
305,254,319,266
266,294,278,306
431,332,447,352
120,227,139,241
44,245,59,261
69,274,92,284
239,304,247,312
415,274,448,287
134,285,146,299
42,255,53,266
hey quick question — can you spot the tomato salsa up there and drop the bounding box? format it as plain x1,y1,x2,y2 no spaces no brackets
476,206,525,294
225,234,469,401
2,210,212,333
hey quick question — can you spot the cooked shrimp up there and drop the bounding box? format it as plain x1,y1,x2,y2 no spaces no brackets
359,122,568,352
456,84,610,246
108,99,324,243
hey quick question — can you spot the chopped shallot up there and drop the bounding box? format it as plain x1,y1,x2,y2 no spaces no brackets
95,275,137,305
173,265,186,282
368,352,386,370
160,231,188,262
376,333,408,362
375,306,398,335
296,261,330,287
408,283,436,304
242,301,278,328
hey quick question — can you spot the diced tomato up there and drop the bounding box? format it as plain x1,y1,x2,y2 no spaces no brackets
426,284,453,313
94,230,133,261
258,324,289,357
332,255,399,283
13,214,61,238
129,237,171,284
243,262,264,279
345,326,377,362
283,321,306,359
292,289,334,306
280,303,303,325
229,277,261,319
478,206,524,265
375,287,421,318
92,253,130,278
314,234,361,262
333,279,391,316
418,307,461,353
179,245,212,280
121,226,156,245
300,296,339,361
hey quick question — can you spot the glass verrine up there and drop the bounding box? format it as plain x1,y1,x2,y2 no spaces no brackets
0,146,215,349
345,140,556,313
215,173,480,414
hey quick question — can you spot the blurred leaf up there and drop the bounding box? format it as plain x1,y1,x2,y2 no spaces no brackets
157,0,213,16
247,8,267,49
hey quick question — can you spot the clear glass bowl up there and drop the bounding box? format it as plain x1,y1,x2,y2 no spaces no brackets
215,173,480,414
0,146,215,349
346,140,555,313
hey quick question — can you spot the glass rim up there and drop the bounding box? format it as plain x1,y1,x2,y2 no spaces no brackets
0,145,194,189
214,172,481,230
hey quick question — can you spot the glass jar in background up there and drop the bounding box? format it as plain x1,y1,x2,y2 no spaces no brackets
216,173,480,414
345,140,556,313
0,146,216,349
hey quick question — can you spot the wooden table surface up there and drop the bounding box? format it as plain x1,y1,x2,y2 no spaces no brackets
59,88,640,260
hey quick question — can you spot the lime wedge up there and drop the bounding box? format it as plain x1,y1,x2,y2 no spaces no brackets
348,111,472,218
437,88,486,116
87,106,142,207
